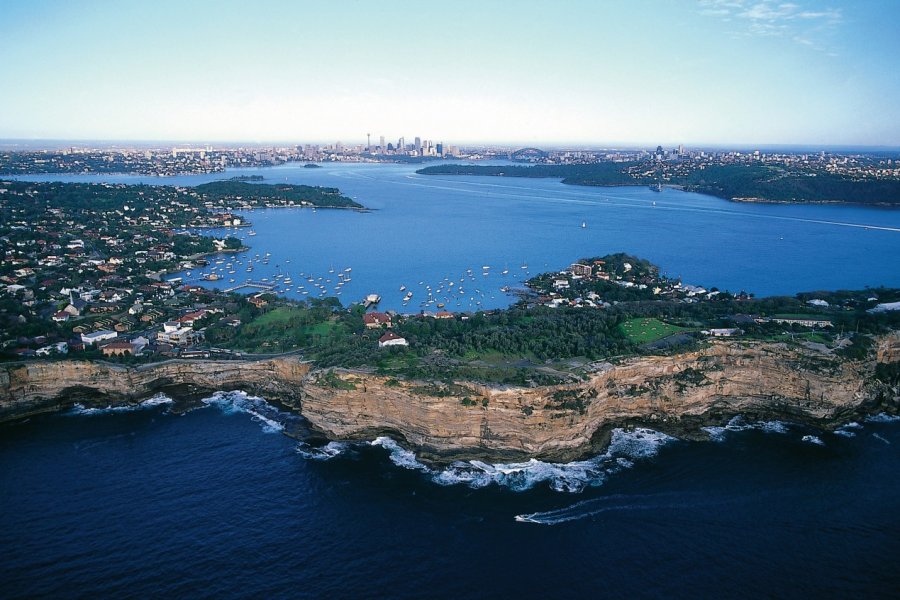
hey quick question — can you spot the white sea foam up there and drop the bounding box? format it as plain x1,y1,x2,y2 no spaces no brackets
866,413,900,423
67,393,174,416
140,393,175,407
366,428,675,493
802,435,825,446
834,421,862,438
703,417,791,441
201,390,287,433
371,437,431,472
296,441,351,460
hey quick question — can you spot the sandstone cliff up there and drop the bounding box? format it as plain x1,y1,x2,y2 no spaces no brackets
2,335,898,462
0,357,310,422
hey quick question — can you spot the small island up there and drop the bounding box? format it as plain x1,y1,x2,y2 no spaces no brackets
303,163,322,169
227,175,265,182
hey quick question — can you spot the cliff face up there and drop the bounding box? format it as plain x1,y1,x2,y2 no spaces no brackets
0,357,311,422
2,336,898,462
299,338,898,461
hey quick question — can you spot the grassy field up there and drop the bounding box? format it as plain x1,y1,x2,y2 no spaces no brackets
302,320,341,337
227,306,344,352
620,318,693,344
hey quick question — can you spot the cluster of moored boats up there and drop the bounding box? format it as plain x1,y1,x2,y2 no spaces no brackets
196,252,353,296
190,227,530,309
395,263,527,309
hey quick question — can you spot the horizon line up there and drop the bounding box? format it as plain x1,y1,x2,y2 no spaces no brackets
1,137,900,152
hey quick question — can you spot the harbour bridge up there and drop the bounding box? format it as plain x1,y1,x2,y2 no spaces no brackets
510,147,548,161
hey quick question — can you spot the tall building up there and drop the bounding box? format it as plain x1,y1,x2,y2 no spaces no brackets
379,135,385,151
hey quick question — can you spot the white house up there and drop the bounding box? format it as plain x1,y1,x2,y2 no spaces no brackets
706,328,743,337
378,331,408,348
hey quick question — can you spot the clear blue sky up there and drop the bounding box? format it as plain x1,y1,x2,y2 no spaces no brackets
1,0,898,146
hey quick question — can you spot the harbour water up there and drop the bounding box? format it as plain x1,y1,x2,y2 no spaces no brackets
3,163,900,596
13,162,900,311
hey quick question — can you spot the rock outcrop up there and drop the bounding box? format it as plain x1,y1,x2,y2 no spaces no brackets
2,336,898,462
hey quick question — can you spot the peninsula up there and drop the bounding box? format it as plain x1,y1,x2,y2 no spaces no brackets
416,160,900,206
2,178,898,462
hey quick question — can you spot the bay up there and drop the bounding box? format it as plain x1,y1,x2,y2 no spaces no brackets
12,162,900,312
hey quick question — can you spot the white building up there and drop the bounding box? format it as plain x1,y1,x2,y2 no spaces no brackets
81,330,118,346
157,323,196,345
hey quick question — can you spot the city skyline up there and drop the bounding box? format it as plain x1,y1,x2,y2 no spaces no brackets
2,0,899,146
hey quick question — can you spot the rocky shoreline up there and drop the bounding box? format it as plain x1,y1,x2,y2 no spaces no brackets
2,335,898,463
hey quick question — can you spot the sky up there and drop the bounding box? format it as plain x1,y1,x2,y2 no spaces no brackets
1,0,899,147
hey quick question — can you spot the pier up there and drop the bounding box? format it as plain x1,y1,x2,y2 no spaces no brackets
224,280,276,293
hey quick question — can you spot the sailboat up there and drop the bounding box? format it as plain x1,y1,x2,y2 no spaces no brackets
581,221,586,229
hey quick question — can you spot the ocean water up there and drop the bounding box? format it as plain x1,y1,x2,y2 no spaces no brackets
11,162,900,311
1,399,899,598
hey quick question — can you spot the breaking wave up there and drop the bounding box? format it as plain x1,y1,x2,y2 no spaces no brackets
296,441,352,460
67,393,174,416
801,435,825,446
201,390,287,433
866,413,900,423
702,416,790,441
363,428,676,493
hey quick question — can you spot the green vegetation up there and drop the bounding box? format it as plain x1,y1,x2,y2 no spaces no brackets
195,251,900,388
194,180,362,208
205,300,348,353
621,318,694,345
417,163,900,206
321,370,357,390
418,162,636,186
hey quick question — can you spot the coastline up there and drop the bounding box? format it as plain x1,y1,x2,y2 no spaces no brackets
3,335,897,464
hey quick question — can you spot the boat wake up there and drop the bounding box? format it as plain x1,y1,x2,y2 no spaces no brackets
514,491,729,525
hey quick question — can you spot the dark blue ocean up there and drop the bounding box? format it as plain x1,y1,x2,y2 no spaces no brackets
2,397,899,598
4,164,900,596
